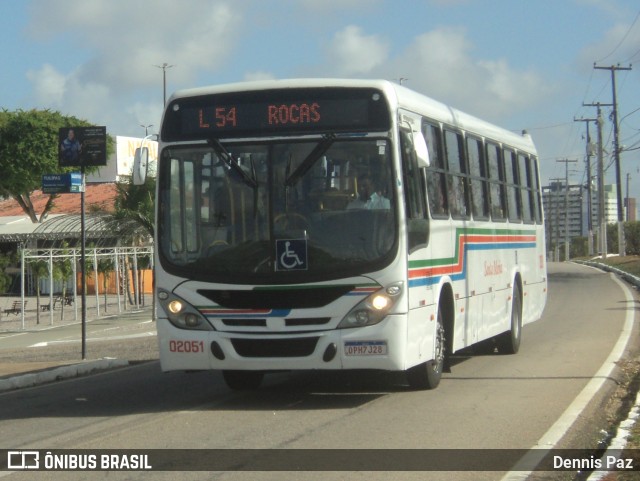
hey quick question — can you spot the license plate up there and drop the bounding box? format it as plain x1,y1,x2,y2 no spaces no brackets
344,341,387,356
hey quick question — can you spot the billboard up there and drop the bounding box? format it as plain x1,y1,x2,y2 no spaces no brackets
58,126,107,167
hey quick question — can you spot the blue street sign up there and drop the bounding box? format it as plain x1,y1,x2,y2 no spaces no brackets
42,173,84,194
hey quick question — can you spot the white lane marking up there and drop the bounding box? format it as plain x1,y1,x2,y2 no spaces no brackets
501,272,635,479
29,331,156,347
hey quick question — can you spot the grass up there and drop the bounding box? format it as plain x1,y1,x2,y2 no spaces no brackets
586,255,640,277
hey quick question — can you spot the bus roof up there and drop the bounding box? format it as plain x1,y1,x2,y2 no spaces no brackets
166,78,537,154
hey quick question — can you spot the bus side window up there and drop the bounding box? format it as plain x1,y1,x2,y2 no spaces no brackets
444,129,470,219
467,136,490,220
530,156,543,223
518,153,534,223
487,142,506,221
423,122,449,218
504,148,522,223
401,129,429,251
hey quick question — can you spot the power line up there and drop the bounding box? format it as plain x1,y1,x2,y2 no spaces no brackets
595,9,640,63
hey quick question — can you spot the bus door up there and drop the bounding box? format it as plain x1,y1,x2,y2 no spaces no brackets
401,128,433,364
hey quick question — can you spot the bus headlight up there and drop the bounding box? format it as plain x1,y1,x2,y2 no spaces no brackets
158,289,213,331
338,282,403,329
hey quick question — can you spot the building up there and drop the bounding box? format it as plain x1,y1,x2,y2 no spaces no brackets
625,197,637,221
542,182,622,257
542,182,584,247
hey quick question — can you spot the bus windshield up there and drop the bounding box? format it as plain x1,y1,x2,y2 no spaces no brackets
158,136,397,283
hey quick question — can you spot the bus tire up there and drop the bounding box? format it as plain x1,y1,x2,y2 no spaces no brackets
222,370,264,390
496,286,522,355
406,308,445,390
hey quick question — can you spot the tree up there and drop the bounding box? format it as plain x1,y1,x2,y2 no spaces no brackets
28,259,50,324
96,256,114,312
84,243,115,312
0,252,14,294
53,246,74,322
112,174,155,238
0,109,113,223
113,174,155,308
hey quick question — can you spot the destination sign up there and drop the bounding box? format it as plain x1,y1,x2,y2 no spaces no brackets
161,87,391,140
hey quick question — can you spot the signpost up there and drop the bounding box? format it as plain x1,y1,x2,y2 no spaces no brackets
55,126,108,360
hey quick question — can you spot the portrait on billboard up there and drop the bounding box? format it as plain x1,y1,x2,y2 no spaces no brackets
58,126,107,167
60,128,82,165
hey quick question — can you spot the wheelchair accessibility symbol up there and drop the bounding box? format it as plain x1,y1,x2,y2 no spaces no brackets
276,239,308,271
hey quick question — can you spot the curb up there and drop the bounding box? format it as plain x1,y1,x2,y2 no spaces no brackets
0,358,129,393
576,260,640,288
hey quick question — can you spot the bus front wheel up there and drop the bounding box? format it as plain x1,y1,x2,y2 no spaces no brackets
406,308,445,390
222,370,264,390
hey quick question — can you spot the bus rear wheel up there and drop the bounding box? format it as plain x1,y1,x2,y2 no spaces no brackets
222,370,264,390
406,309,445,390
496,286,522,355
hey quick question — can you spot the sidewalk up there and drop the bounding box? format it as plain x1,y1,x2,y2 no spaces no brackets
0,296,155,392
0,293,150,332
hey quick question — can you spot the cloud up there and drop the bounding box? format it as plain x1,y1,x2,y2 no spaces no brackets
384,27,551,120
24,0,243,135
28,0,241,89
572,0,630,19
326,25,390,76
20,1,550,137
293,0,381,11
578,22,640,66
26,64,68,106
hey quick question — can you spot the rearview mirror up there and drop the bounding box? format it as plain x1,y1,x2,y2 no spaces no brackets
133,147,149,185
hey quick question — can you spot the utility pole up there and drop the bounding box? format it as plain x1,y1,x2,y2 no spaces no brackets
594,63,632,256
626,172,631,221
549,177,564,262
574,117,597,256
556,159,577,261
597,107,607,259
583,103,610,258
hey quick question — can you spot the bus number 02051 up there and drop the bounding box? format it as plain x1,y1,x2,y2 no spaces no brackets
169,340,205,353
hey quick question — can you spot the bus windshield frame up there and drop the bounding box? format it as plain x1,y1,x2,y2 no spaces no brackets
157,134,399,284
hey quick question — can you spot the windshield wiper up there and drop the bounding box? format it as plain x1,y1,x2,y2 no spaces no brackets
285,133,336,187
208,138,258,189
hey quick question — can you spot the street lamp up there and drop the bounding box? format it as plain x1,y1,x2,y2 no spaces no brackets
140,124,153,136
154,63,174,106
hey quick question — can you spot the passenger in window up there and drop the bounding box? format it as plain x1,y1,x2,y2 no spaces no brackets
366,177,390,210
348,175,390,210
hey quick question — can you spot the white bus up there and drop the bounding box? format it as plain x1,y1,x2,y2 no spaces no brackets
150,79,547,390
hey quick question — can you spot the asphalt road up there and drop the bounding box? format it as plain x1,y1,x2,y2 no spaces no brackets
0,262,638,481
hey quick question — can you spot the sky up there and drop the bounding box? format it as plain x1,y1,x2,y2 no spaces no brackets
1,0,640,200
